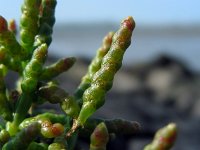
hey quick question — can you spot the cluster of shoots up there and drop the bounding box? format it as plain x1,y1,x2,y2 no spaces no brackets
0,0,177,149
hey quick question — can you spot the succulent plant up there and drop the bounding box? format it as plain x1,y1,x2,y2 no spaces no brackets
0,0,177,149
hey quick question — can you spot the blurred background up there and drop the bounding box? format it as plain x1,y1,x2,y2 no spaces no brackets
1,0,200,149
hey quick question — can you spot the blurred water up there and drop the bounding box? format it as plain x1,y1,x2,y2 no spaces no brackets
49,23,200,70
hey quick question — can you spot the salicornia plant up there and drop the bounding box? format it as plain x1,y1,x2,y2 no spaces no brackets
0,0,177,149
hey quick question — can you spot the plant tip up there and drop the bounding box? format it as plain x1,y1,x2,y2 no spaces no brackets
121,16,135,31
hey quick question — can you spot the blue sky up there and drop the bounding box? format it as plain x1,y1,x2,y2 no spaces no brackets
0,0,199,25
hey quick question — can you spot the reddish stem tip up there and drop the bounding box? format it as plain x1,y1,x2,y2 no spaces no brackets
121,16,135,31
8,19,16,32
0,16,8,33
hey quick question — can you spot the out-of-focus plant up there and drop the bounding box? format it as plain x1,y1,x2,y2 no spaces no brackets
0,0,177,149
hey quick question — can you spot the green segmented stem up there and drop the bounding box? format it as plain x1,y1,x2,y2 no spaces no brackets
0,16,28,60
0,65,12,121
90,122,109,150
3,123,41,150
75,32,114,100
39,57,76,81
20,0,41,52
8,44,47,135
144,123,177,150
0,46,22,72
34,0,57,47
38,84,80,118
69,17,135,133
21,43,47,93
40,0,57,27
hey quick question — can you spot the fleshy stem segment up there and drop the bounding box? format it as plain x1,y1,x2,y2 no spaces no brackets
90,122,109,150
0,17,24,73
9,44,47,135
34,0,57,47
68,16,135,135
39,57,76,81
20,0,41,52
144,123,177,150
38,83,80,118
0,16,27,61
74,32,114,101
